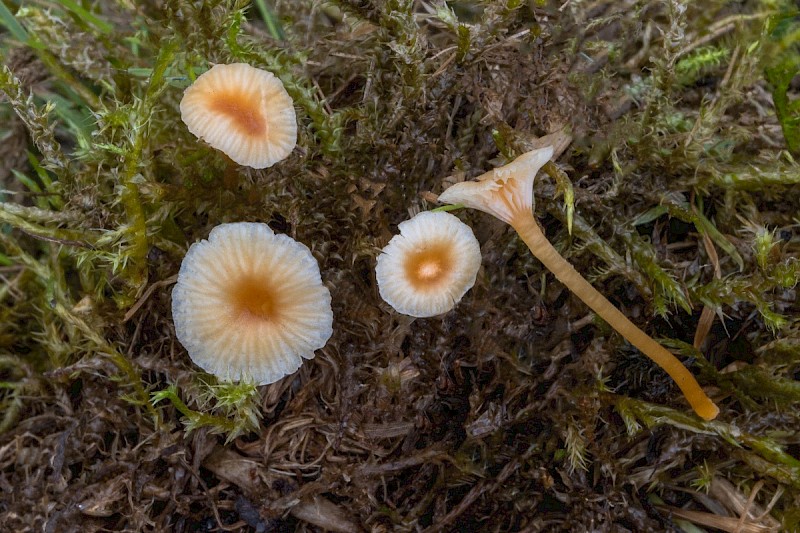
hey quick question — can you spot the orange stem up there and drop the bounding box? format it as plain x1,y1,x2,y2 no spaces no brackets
511,211,719,421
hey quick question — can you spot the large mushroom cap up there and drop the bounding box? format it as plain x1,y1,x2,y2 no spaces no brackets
180,63,297,169
376,211,482,318
172,222,333,385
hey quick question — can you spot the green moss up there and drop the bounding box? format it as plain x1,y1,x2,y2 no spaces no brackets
0,0,799,529
151,377,261,443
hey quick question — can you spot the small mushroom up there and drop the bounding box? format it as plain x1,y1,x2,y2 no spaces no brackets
438,146,719,421
172,222,332,384
376,211,481,318
180,63,297,169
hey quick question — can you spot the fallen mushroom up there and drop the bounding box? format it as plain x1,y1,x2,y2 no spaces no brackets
180,63,297,169
376,211,482,318
438,146,719,421
172,222,333,384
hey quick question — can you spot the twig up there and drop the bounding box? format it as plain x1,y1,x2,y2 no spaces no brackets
123,274,179,322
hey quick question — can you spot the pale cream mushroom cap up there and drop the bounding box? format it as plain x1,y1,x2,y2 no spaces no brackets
172,222,333,385
376,211,481,318
180,63,297,169
437,146,554,224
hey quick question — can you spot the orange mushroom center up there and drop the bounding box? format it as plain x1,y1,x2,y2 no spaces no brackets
403,243,453,290
229,274,280,322
208,90,266,136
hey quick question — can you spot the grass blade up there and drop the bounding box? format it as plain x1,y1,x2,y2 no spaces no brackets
0,2,29,42
54,0,113,35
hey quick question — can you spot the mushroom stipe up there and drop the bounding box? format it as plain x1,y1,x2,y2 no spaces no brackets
439,146,720,421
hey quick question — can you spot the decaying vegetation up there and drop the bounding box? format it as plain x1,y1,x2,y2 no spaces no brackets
1,0,799,530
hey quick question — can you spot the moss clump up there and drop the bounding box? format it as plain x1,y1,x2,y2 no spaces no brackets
1,0,799,530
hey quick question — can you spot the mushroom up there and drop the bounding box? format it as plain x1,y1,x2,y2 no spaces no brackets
172,222,333,384
438,146,720,421
180,63,297,169
376,211,481,318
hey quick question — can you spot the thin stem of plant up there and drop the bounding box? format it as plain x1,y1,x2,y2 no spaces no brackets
511,211,720,421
